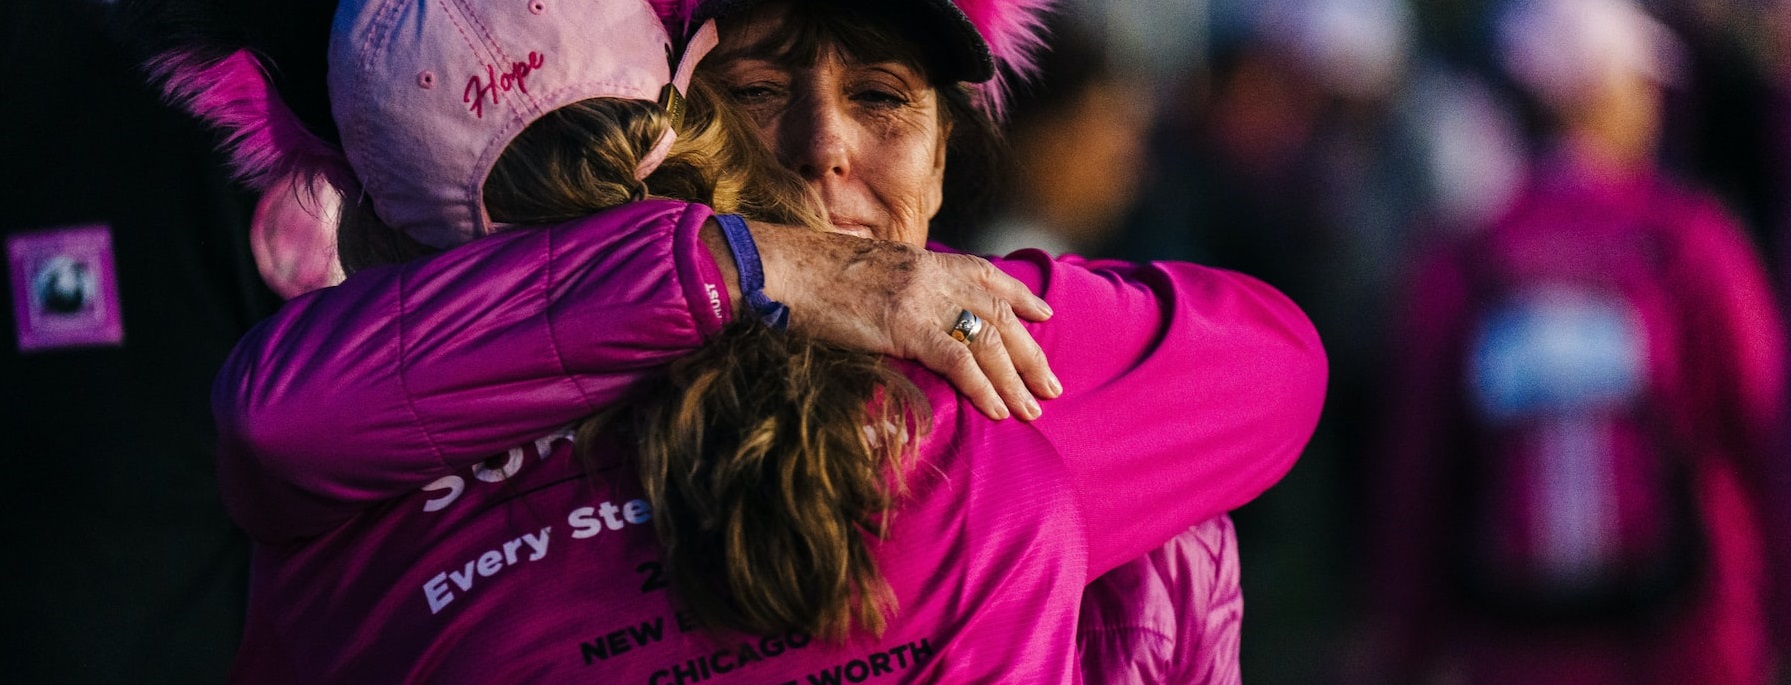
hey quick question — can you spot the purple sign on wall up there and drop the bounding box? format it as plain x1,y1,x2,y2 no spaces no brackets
8,224,124,352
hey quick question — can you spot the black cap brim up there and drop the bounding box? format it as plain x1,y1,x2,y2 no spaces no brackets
691,0,995,83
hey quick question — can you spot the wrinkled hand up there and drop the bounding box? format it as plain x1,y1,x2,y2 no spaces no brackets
751,223,1061,420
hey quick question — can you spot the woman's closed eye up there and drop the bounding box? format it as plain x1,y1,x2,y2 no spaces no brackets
728,82,787,106
850,87,909,108
847,64,925,111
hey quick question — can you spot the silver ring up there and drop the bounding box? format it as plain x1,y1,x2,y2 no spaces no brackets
950,309,983,344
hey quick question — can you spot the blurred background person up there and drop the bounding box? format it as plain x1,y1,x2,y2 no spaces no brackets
1052,0,1791,680
1085,1,1447,679
1362,1,1787,684
968,10,1153,258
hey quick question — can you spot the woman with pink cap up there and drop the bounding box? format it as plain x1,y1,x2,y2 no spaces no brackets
148,0,1325,681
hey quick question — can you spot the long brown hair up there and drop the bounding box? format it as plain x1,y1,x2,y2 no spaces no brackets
603,322,926,642
390,74,928,642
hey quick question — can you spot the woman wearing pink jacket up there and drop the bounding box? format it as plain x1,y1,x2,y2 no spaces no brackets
156,0,1324,681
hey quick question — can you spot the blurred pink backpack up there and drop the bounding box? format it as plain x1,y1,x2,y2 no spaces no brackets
1444,188,1704,624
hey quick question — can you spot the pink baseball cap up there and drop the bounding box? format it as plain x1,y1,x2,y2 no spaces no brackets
328,0,717,248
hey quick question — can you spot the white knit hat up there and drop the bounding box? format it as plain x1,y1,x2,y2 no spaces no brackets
1497,0,1685,109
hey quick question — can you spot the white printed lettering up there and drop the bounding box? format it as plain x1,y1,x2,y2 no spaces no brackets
418,426,579,514
598,501,625,530
569,506,603,539
421,526,553,615
421,475,465,512
477,550,503,577
568,499,652,539
449,561,478,591
523,526,551,561
472,447,526,483
706,282,724,320
623,499,652,524
424,573,453,613
534,435,562,460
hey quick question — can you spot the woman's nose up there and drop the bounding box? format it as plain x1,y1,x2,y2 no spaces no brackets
780,95,852,181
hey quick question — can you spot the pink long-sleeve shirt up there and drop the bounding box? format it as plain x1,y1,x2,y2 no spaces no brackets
216,199,1324,683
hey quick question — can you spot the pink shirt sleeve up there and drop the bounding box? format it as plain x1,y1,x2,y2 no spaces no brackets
214,200,729,541
217,223,1325,548
1667,199,1790,651
1668,198,1786,474
988,249,1326,576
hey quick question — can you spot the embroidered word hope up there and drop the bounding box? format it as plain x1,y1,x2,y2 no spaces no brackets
464,52,545,118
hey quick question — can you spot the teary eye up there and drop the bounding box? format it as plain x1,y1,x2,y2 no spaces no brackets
728,83,784,104
852,88,907,108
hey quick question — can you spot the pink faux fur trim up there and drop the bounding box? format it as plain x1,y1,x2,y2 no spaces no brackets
148,48,354,192
952,0,1056,119
648,0,703,36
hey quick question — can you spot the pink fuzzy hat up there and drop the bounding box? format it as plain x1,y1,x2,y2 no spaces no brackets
150,48,360,296
928,0,1059,118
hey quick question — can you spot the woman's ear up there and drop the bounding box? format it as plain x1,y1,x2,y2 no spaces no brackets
933,117,953,173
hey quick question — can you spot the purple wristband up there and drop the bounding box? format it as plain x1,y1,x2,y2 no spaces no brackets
715,213,790,331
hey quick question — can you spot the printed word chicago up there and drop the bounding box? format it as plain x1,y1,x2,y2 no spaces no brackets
644,631,815,685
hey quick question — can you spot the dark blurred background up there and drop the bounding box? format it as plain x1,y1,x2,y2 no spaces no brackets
0,1,279,682
996,1,1791,683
